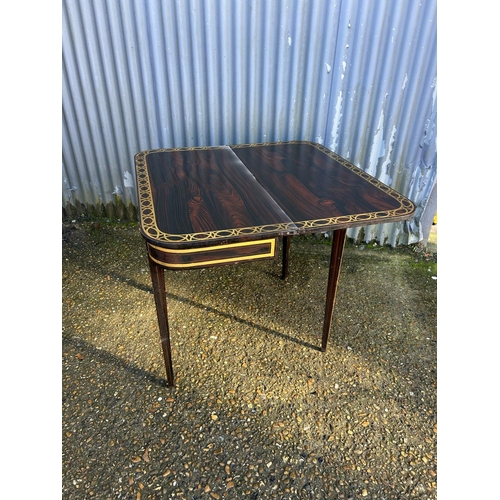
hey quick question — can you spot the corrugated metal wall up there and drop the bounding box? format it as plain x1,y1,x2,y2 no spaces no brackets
62,0,437,246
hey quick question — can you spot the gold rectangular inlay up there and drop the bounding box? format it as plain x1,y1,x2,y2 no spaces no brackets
147,239,276,269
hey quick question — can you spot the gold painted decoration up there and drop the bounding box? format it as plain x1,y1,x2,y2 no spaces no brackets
147,239,276,269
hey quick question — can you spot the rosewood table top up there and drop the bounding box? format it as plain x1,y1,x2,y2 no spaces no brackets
135,141,414,250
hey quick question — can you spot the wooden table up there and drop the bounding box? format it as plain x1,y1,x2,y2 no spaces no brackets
134,141,415,386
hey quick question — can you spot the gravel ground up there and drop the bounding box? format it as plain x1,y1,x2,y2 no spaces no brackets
62,219,437,500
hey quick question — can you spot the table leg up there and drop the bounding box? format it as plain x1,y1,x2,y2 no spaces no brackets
321,228,347,352
282,236,291,280
148,255,175,387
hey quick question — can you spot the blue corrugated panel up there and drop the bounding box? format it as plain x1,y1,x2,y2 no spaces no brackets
62,0,436,245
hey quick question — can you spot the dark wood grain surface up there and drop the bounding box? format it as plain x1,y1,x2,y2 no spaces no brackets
139,147,295,247
135,142,414,248
231,142,413,232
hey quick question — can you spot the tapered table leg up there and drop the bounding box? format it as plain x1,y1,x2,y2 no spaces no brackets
282,236,291,280
148,255,175,387
321,228,347,352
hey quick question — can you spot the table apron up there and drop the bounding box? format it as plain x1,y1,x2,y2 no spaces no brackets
146,238,277,270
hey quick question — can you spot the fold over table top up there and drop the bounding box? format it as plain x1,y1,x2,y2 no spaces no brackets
134,141,415,249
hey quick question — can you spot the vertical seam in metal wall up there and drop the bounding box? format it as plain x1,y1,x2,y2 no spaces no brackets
323,0,344,151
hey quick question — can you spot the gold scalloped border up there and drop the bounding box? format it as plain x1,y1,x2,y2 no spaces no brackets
134,141,414,245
